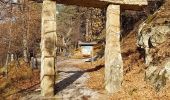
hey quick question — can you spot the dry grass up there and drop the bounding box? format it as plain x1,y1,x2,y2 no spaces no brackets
86,58,105,90
74,26,170,99
150,39,170,66
74,57,105,90
110,29,170,99
71,49,91,59
0,60,40,99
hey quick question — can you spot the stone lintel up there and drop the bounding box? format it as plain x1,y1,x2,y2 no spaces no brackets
33,0,147,10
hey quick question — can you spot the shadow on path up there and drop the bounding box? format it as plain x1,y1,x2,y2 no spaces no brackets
54,65,104,94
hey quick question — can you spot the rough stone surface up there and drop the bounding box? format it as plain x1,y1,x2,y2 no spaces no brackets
54,0,147,8
138,22,170,65
145,60,170,91
138,1,170,90
101,0,147,5
105,4,123,93
164,58,170,79
41,0,57,96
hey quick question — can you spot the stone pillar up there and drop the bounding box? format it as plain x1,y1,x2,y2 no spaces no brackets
105,4,123,93
41,0,57,96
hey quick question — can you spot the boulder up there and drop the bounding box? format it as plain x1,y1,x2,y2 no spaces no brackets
150,26,169,47
164,58,170,79
137,7,170,90
138,24,170,65
145,64,167,91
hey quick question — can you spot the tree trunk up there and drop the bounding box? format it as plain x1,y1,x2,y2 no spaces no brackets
105,4,123,93
11,53,14,62
23,33,28,63
41,0,57,96
5,53,9,77
86,19,89,41
21,0,29,63
16,53,20,67
5,2,13,77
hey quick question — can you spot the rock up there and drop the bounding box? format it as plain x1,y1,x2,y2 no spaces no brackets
145,58,170,91
150,33,166,47
145,65,167,91
164,58,170,79
145,65,157,80
137,7,170,90
138,25,170,49
138,23,170,65
137,26,152,48
145,51,153,66
154,69,166,91
149,26,169,47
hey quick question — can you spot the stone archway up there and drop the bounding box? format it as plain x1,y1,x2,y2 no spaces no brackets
40,0,148,96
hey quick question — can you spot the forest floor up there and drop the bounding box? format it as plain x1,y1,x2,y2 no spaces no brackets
1,29,170,100
0,57,107,99
0,64,40,100
18,58,108,100
1,31,170,100
76,26,170,100
2,5,170,99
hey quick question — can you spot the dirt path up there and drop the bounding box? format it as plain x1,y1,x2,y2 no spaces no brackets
21,58,105,100
56,59,101,100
